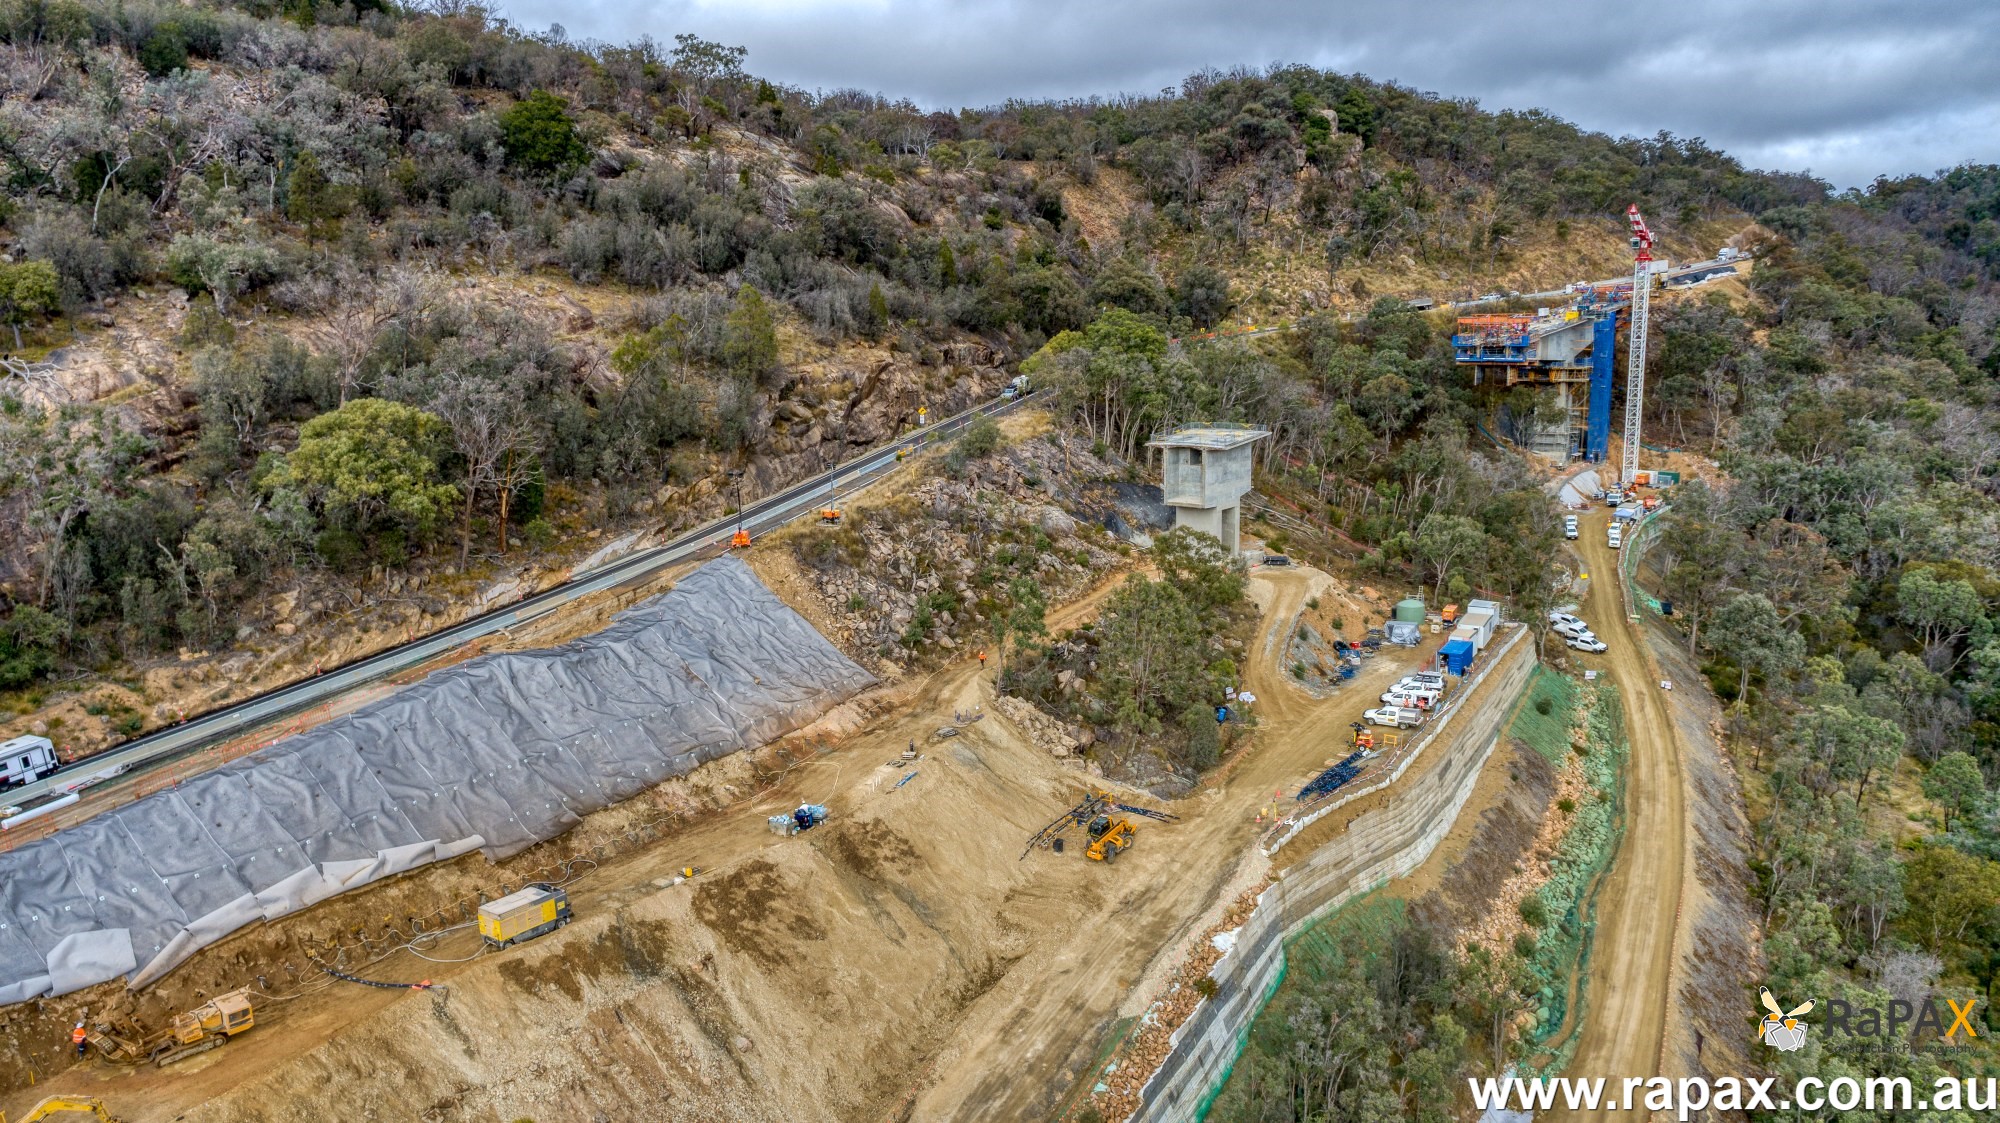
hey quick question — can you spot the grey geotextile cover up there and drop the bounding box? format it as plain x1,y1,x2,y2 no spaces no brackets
0,556,871,1003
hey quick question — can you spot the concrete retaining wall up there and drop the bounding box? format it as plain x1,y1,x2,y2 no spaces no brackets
1131,633,1536,1122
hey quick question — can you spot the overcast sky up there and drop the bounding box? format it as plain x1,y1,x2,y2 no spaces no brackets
498,0,1997,190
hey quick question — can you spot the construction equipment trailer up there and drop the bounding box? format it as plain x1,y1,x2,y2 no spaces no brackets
478,883,573,948
1021,788,1180,862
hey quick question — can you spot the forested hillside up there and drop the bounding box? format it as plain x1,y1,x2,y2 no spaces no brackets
1646,176,2000,1105
2,0,2000,1116
0,0,1770,705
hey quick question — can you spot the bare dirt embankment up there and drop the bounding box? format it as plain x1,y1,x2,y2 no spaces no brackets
5,551,1540,1123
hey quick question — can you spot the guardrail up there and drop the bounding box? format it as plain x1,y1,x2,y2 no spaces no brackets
0,391,1037,819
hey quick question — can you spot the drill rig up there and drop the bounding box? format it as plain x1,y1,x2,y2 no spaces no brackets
1021,788,1180,863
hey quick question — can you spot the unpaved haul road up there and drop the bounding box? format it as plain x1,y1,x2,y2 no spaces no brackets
1551,508,1690,1121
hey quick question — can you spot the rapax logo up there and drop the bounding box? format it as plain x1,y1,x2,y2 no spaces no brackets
1757,986,1814,1052
1824,992,1982,1044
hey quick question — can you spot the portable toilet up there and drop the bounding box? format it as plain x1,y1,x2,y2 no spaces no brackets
1441,638,1476,675
1393,598,1427,624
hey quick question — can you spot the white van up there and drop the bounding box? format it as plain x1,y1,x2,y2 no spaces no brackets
1364,706,1425,729
1564,515,1579,540
1607,526,1623,549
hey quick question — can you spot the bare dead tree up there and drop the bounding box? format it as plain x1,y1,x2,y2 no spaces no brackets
428,368,541,564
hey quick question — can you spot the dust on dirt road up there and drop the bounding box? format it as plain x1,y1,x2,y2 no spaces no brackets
1550,508,1692,1121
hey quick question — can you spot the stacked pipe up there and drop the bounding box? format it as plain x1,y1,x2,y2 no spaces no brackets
1295,751,1369,802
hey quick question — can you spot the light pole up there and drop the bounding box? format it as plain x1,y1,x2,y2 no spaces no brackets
727,469,748,548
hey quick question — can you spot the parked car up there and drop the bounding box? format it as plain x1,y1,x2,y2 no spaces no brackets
1364,706,1425,728
1567,636,1608,653
1563,515,1579,540
1553,619,1593,640
1395,672,1445,691
1381,688,1441,707
1607,526,1623,549
1548,610,1584,629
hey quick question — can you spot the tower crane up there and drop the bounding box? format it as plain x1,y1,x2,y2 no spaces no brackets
1620,204,1654,488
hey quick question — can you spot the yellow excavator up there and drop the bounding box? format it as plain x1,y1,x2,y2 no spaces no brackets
87,988,255,1067
1,1096,120,1122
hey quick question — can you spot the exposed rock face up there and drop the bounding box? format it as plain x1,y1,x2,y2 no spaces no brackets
785,436,1128,664
993,695,1082,757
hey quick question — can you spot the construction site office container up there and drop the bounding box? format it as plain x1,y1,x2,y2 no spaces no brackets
478,884,571,947
1441,639,1476,675
1449,624,1478,646
1460,610,1497,650
1467,598,1501,620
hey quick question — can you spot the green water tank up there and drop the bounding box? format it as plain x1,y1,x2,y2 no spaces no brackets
1392,597,1426,623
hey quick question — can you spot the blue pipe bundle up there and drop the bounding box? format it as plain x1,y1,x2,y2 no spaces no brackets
1295,750,1370,802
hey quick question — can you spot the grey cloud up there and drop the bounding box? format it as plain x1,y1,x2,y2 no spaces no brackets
504,0,2000,188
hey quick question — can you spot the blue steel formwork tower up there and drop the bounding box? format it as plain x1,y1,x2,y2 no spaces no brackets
1453,301,1621,464
1585,306,1618,461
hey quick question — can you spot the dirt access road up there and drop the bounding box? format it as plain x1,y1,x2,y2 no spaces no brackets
1552,508,1691,1120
